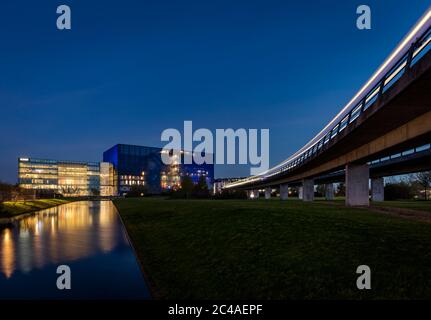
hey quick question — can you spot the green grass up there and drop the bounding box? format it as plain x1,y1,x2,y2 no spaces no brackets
371,200,431,213
114,197,431,299
316,198,431,214
0,199,70,217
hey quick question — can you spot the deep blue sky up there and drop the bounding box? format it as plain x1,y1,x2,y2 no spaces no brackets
0,0,430,183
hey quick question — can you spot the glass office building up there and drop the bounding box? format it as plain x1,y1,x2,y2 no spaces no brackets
100,162,117,196
18,158,107,197
18,144,214,197
103,144,214,195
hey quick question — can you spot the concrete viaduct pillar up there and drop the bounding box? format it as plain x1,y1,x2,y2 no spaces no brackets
345,163,369,206
302,179,314,202
298,186,303,200
325,183,335,200
280,184,289,200
265,187,272,200
371,177,384,202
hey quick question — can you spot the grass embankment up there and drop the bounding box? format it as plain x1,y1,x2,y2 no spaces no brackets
0,199,70,218
114,198,431,299
316,198,431,215
372,200,431,213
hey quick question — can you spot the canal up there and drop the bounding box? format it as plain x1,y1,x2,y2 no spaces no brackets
0,200,150,299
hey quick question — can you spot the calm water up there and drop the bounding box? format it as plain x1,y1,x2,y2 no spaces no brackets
0,201,150,299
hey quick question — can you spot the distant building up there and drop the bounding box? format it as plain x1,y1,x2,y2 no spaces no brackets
18,144,214,197
213,177,246,194
18,158,110,197
99,162,117,196
103,144,214,195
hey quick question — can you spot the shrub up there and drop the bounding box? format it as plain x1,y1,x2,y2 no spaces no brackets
384,182,413,200
169,175,212,199
336,183,345,197
125,185,150,198
192,176,211,199
213,189,247,200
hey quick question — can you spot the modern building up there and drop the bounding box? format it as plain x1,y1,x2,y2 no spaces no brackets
213,177,246,194
18,158,109,197
18,144,214,197
99,162,117,196
103,144,214,195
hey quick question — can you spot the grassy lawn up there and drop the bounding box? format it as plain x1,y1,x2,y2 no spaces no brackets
371,200,431,213
114,197,431,300
0,199,70,218
316,198,431,214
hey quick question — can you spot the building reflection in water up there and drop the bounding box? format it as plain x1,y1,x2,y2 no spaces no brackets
1,229,14,278
0,201,122,279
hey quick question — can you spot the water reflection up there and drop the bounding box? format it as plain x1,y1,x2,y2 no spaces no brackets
0,201,149,299
1,229,14,279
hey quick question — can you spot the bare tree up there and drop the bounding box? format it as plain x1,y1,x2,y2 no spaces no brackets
336,183,345,197
60,186,80,196
415,171,431,200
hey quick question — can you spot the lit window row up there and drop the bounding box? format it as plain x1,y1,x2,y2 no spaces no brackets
121,180,145,186
120,174,145,180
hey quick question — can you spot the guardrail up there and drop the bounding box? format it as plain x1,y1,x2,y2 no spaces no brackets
226,8,431,189
369,143,431,165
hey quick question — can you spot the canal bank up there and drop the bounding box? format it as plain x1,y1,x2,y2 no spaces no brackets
0,200,150,299
0,199,71,228
113,201,159,299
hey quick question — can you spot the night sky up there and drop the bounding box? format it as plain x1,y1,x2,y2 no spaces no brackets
0,0,430,183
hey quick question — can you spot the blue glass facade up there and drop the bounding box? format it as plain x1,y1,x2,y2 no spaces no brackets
103,144,214,195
